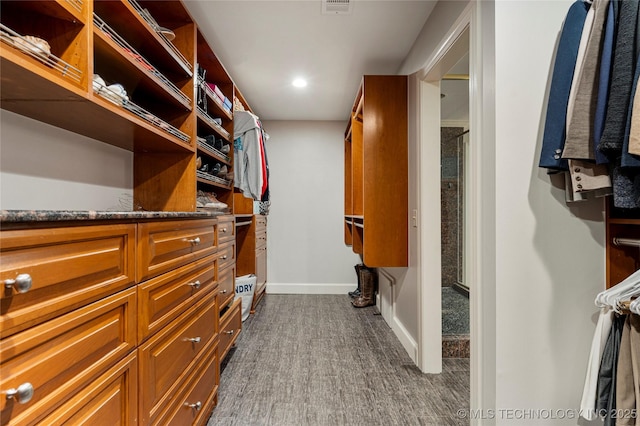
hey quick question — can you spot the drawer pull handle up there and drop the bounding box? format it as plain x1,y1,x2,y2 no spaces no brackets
188,280,201,289
185,337,201,343
187,237,201,245
4,274,33,294
220,255,228,260
225,330,235,335
221,228,227,233
185,401,202,411
221,289,228,294
5,382,34,404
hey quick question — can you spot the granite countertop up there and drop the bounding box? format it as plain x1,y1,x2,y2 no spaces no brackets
0,209,228,223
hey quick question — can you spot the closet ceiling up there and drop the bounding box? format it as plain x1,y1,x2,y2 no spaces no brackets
184,0,437,121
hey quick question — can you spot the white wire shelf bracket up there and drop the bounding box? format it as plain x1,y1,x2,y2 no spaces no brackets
93,84,190,143
0,24,83,84
65,0,83,13
197,138,231,163
196,170,232,187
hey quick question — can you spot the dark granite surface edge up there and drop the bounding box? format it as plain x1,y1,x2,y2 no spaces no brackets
0,209,228,223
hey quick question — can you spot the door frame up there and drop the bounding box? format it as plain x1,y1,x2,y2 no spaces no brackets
415,1,496,422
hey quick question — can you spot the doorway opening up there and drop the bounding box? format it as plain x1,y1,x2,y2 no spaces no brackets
440,52,470,358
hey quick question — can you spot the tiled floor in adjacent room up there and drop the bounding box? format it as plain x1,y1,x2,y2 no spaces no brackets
207,294,470,426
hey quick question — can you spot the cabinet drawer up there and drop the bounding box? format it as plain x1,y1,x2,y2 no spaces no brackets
217,215,235,244
155,339,219,426
137,219,217,282
43,352,138,426
218,264,236,310
138,255,217,343
139,290,218,424
0,224,135,337
217,240,236,271
0,287,137,425
256,246,267,287
255,215,267,230
220,298,241,360
255,230,267,249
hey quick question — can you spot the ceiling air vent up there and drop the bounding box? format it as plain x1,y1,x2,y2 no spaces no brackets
322,0,353,15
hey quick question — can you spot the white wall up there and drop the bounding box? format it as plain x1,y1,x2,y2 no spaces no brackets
492,2,605,422
261,120,362,293
399,0,607,423
0,110,133,211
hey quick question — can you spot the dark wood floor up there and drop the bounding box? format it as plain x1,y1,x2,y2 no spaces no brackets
207,294,470,426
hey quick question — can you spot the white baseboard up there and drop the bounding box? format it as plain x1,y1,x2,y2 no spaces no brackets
389,315,418,364
266,283,355,295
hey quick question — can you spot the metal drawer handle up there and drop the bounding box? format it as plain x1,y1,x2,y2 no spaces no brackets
185,337,201,343
221,289,228,294
4,274,33,294
220,255,228,260
225,330,235,335
187,237,201,245
221,228,227,233
5,382,34,404
185,401,202,411
188,280,201,289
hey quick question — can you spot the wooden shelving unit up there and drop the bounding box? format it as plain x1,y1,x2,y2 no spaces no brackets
344,75,408,267
606,204,640,289
0,1,257,424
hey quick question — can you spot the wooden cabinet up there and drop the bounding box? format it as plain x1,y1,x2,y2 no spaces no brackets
0,0,249,213
137,254,217,342
216,215,241,361
137,219,217,282
605,205,640,289
219,298,242,360
0,287,137,425
43,352,139,426
0,224,135,338
0,215,238,426
344,75,408,267
138,290,218,425
153,336,219,426
236,214,268,313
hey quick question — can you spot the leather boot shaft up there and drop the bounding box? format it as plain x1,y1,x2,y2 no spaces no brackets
352,265,376,308
349,263,365,298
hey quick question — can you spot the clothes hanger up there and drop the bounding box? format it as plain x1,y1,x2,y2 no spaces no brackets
595,268,640,311
612,281,640,310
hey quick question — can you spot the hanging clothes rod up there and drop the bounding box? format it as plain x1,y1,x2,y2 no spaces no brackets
613,237,640,248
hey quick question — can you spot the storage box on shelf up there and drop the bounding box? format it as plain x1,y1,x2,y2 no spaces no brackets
344,75,408,267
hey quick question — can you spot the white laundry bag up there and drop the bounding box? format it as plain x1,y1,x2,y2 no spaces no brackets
234,274,256,321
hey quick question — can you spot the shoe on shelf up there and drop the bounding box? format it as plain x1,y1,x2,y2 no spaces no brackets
196,190,228,210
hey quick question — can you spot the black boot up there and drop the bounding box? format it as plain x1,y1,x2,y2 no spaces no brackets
348,264,363,298
352,266,376,308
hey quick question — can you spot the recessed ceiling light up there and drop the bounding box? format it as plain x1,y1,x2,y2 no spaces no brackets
292,78,307,88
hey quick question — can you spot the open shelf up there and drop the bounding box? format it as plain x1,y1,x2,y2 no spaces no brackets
197,108,231,141
197,138,232,166
93,0,193,78
93,15,192,111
